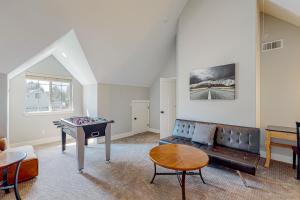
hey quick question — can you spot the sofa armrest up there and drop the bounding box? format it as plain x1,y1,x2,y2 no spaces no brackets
0,138,7,151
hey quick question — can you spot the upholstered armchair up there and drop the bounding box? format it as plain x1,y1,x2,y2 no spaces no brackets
0,137,39,184
0,137,7,151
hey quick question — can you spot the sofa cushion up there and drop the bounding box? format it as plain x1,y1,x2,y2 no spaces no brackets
160,136,207,150
216,124,260,154
173,120,196,138
192,123,216,145
159,136,259,175
160,136,194,145
200,145,260,175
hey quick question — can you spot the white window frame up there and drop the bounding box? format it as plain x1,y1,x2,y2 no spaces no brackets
24,73,74,115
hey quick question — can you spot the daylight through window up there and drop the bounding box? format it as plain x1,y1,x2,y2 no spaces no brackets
25,75,72,113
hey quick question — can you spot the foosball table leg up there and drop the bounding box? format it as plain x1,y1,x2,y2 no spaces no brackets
105,123,112,162
62,130,66,152
76,128,85,172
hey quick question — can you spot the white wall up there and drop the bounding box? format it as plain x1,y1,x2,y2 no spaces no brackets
256,4,261,128
149,45,176,130
9,56,83,144
98,83,149,135
177,0,259,127
260,14,300,161
0,73,7,138
83,84,98,117
26,56,72,76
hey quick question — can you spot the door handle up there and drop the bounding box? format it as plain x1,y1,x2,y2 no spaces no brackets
134,117,137,120
160,111,164,114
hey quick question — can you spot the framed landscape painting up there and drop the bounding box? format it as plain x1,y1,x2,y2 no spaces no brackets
190,63,235,100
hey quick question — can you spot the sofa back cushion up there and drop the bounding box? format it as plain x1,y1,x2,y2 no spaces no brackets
192,123,216,145
173,120,196,138
172,119,260,154
215,124,260,154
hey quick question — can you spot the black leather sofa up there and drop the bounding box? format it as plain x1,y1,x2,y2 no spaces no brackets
160,119,260,175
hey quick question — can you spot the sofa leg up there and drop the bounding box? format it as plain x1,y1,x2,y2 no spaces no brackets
236,171,248,187
293,152,296,169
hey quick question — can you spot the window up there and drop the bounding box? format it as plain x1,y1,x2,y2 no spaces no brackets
25,75,72,113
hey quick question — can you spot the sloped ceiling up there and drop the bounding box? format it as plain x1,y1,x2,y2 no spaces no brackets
0,0,188,86
259,0,300,27
8,30,97,85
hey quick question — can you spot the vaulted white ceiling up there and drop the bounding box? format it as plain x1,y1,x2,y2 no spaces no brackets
0,0,188,86
259,0,300,27
8,30,98,85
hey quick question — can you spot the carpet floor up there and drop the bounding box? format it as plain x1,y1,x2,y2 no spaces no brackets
1,132,300,200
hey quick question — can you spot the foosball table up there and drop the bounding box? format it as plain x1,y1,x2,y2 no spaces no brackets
53,116,114,172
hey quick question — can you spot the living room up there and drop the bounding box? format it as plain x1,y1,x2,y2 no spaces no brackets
1,0,300,199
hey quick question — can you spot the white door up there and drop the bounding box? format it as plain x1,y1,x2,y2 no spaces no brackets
132,101,150,134
160,78,176,139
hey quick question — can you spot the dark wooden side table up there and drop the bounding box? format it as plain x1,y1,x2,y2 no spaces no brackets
149,144,209,200
0,151,27,200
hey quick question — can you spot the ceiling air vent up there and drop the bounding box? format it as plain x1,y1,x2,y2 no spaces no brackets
262,40,283,52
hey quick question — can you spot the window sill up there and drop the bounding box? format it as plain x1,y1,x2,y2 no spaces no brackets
24,110,74,117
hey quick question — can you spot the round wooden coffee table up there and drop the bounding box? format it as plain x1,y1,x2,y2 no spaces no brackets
149,144,209,200
0,151,27,200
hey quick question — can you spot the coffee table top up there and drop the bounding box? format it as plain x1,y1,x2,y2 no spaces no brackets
0,152,27,169
149,144,209,171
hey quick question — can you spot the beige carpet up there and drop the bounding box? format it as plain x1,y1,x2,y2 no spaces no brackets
1,132,300,200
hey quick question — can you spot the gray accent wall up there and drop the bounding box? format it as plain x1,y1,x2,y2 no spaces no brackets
0,73,7,138
98,83,149,135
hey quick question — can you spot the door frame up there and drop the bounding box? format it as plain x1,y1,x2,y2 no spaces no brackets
131,100,150,134
159,77,176,139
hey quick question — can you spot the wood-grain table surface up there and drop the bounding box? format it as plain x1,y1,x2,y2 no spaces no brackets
149,144,209,171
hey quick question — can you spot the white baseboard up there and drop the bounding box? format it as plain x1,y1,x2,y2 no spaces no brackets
10,136,62,147
96,131,136,143
10,131,140,147
260,150,293,164
148,128,160,133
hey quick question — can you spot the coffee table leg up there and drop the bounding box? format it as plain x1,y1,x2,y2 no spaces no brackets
199,169,206,184
182,171,186,200
13,161,22,200
150,163,157,184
